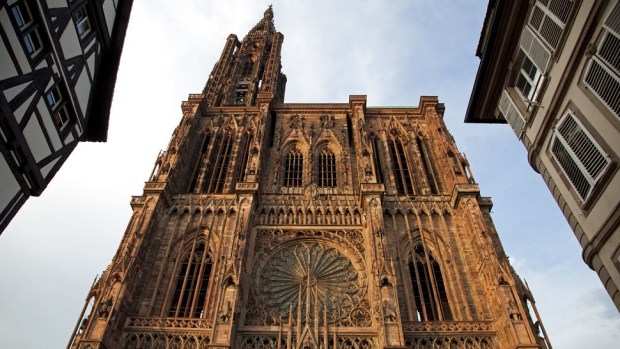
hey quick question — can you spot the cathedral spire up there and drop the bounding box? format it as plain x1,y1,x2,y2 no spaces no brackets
203,5,285,107
245,5,276,40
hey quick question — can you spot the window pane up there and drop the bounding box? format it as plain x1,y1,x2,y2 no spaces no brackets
11,3,32,28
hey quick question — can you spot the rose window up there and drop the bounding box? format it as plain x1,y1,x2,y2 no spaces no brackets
256,241,364,323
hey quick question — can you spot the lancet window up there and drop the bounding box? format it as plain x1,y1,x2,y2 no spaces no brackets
388,137,414,195
417,137,440,194
284,147,303,187
168,241,213,318
371,136,384,183
203,131,234,193
235,132,254,183
408,244,451,321
241,59,254,77
190,132,212,192
317,147,336,187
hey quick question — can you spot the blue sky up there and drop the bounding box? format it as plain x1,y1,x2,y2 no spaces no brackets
0,1,618,348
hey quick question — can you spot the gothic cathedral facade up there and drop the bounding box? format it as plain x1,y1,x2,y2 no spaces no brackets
68,8,549,349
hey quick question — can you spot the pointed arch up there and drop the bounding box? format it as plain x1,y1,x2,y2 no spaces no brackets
190,131,212,192
370,134,385,184
407,242,451,321
387,135,415,195
316,145,337,187
283,146,304,187
203,128,235,193
235,129,254,183
416,136,441,194
168,240,213,318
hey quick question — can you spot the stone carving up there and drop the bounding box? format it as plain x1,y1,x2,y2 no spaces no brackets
256,242,364,325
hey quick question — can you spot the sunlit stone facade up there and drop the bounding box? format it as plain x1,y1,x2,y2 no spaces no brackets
69,7,549,349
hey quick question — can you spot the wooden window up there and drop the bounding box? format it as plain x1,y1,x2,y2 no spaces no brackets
10,0,47,60
498,91,526,137
388,138,414,195
168,242,212,318
515,55,543,102
528,0,574,50
284,147,303,187
550,110,611,202
408,244,451,321
74,5,92,39
514,26,550,107
583,2,620,119
317,147,336,187
45,82,74,131
203,132,233,193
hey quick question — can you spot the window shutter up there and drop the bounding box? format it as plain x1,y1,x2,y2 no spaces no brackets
551,110,610,201
498,91,526,137
520,27,552,72
583,2,620,118
529,0,573,50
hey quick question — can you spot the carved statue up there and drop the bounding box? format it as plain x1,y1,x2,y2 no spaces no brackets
219,300,233,322
98,298,112,318
383,300,397,322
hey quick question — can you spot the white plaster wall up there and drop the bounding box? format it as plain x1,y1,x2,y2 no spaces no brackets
102,0,117,36
23,115,51,163
0,156,20,212
59,24,83,65
37,99,62,151
0,28,18,80
74,67,91,116
45,0,68,9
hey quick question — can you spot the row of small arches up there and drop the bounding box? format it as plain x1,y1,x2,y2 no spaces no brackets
123,333,211,349
256,207,363,225
404,336,493,349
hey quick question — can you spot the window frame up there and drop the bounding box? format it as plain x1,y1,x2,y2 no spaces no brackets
317,146,337,188
283,146,304,188
44,81,75,133
549,107,613,205
74,5,93,40
582,3,620,121
9,0,48,62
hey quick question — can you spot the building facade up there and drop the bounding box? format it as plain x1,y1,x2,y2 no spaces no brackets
465,0,620,310
0,0,133,233
68,8,550,349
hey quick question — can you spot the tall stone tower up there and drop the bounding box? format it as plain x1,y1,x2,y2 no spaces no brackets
68,7,550,349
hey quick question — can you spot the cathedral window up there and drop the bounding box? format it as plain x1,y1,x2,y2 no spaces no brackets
317,147,336,187
388,138,414,195
241,60,254,77
284,147,303,187
408,244,451,321
235,132,254,183
203,131,234,193
417,137,439,194
169,242,212,318
371,136,384,183
190,132,212,192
